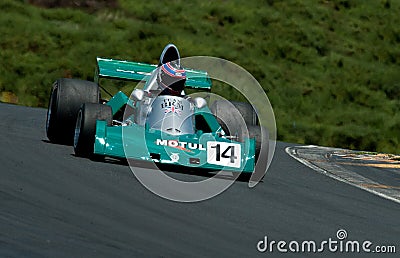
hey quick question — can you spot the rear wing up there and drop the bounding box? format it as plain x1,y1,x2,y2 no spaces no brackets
95,57,212,90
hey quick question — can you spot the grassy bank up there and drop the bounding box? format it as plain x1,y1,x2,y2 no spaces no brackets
1,0,399,152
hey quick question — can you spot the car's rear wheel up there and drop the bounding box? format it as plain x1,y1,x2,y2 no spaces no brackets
46,78,100,144
211,100,248,138
229,101,258,126
210,100,267,158
74,103,112,158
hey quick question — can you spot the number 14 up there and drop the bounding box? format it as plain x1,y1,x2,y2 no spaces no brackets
207,141,241,168
210,144,237,163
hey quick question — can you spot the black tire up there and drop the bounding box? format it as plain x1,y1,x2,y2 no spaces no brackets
210,100,257,138
247,125,269,159
46,78,100,144
235,125,269,182
210,100,268,158
247,125,269,183
73,103,112,158
230,101,258,126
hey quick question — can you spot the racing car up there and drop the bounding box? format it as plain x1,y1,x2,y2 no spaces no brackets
46,44,268,174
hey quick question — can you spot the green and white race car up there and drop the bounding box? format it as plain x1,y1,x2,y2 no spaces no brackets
46,44,268,175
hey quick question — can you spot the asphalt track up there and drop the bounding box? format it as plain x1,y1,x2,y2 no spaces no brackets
1,103,399,257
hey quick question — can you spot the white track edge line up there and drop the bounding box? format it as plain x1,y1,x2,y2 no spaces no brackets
285,146,400,205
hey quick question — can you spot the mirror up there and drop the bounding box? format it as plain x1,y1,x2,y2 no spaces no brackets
193,97,207,109
131,89,144,101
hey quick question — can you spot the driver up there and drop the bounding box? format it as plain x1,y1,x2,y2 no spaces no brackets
157,61,187,96
127,52,206,127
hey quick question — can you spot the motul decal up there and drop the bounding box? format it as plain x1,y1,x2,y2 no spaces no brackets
156,139,206,151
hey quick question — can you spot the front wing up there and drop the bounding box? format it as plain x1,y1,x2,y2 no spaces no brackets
94,121,256,173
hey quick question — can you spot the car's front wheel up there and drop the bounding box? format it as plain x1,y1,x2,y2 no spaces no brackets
74,103,112,158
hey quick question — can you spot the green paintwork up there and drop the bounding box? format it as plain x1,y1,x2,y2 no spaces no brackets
94,121,255,173
106,91,130,115
93,91,256,173
91,55,255,174
95,57,212,90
